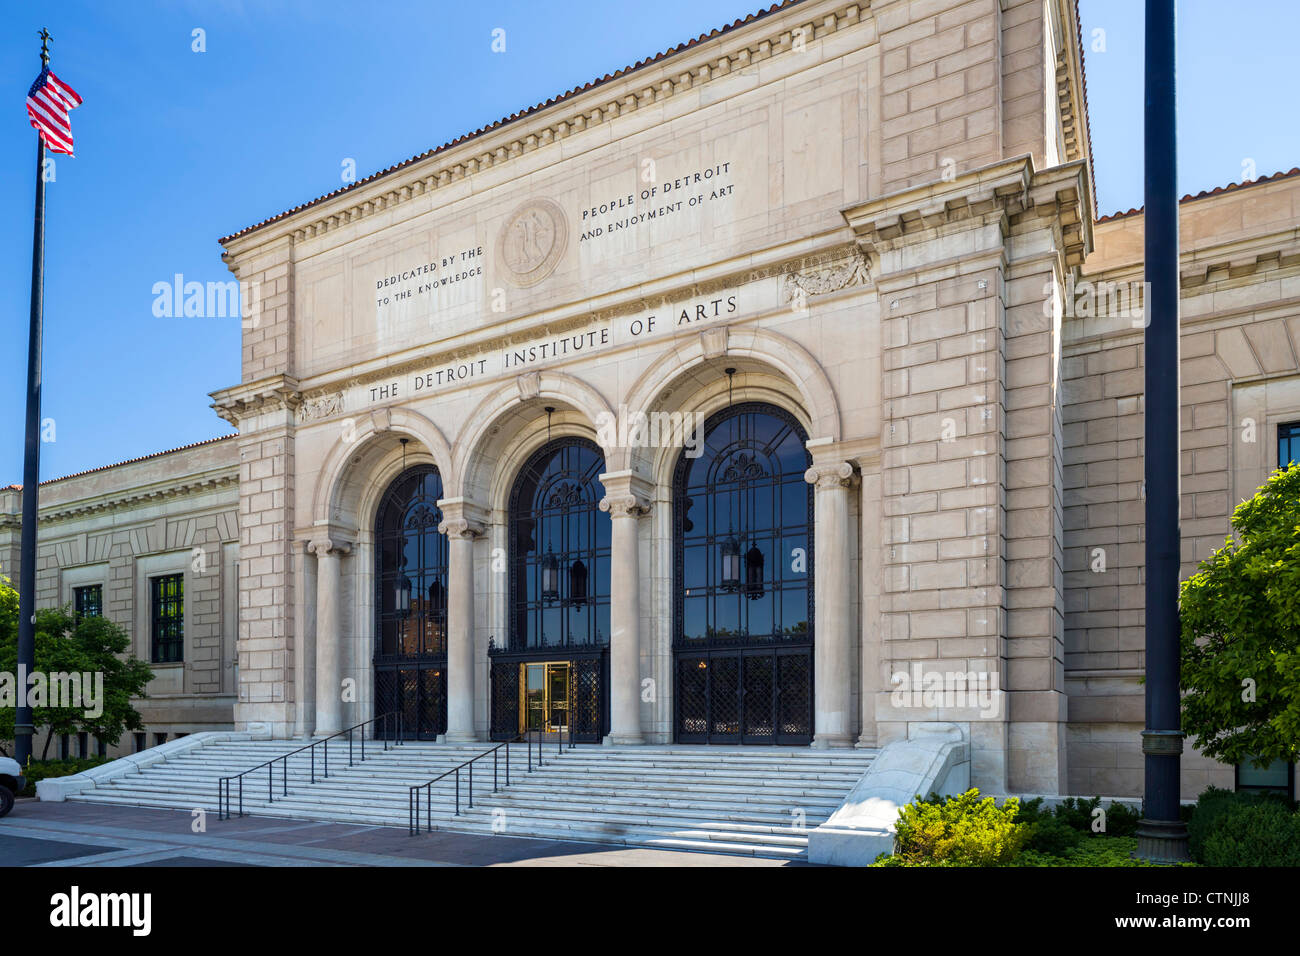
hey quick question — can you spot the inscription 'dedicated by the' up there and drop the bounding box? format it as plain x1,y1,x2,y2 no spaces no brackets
375,245,484,309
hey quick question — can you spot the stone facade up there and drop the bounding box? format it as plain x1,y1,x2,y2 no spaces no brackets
1064,172,1300,798
1,438,239,757
6,0,1297,800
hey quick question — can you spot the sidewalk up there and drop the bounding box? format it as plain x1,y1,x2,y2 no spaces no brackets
0,800,800,867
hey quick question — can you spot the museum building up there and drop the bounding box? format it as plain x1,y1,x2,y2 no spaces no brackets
4,0,1299,800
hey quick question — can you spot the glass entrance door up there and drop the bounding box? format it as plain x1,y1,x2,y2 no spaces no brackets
520,662,569,734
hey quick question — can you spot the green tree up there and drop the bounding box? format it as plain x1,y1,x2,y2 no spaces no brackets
1179,464,1300,768
0,576,153,760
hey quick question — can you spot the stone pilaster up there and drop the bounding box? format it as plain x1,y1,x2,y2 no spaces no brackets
844,156,1089,793
212,375,301,739
438,500,486,743
806,460,858,748
598,471,653,746
308,536,350,737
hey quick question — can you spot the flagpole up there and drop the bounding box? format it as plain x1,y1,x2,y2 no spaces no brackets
14,29,52,768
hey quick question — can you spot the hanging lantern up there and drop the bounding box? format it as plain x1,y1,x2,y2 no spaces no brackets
721,533,741,590
568,558,588,605
396,575,412,616
541,545,559,602
744,544,765,600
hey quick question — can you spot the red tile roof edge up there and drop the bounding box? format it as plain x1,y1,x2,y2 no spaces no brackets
217,0,804,246
1074,0,1097,216
1095,167,1300,224
5,434,239,491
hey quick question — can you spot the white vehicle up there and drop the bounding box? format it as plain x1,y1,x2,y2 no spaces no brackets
0,755,24,817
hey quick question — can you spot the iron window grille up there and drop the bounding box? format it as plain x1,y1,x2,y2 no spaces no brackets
671,402,815,745
74,583,103,620
1279,421,1300,468
672,402,814,652
374,464,450,739
1235,757,1294,795
150,573,184,664
506,437,611,653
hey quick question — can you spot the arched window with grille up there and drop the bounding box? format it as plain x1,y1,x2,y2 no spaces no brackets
489,437,610,742
373,465,448,739
672,402,813,745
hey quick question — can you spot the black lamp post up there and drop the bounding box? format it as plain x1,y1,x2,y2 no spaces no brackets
1136,0,1190,863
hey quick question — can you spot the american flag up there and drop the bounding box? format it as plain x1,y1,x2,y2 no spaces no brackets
27,67,82,156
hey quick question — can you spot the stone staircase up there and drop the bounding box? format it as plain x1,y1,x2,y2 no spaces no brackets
65,738,876,860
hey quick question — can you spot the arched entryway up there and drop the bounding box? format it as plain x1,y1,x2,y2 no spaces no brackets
489,437,611,742
373,465,449,739
672,401,814,744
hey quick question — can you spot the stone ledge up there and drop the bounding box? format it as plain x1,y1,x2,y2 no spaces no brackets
36,731,250,802
807,722,970,867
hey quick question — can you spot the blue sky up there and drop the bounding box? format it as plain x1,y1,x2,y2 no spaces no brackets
2,0,1298,483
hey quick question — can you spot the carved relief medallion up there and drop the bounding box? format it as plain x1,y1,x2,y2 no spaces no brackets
496,198,568,287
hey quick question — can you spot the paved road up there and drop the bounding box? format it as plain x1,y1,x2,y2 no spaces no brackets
0,799,798,867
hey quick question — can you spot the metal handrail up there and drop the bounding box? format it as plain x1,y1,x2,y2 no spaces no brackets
524,723,575,772
408,742,508,835
218,712,402,820
407,725,578,835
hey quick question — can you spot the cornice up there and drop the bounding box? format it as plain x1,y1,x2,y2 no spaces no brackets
843,156,1092,268
1084,229,1300,290
219,1,871,258
35,471,240,526
210,375,302,428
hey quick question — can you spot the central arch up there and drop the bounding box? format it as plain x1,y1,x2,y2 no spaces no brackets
489,436,611,742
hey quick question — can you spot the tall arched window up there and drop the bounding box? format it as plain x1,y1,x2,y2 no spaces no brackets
374,465,448,739
490,437,610,743
508,438,611,649
673,402,813,744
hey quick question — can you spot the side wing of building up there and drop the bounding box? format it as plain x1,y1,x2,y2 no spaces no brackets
0,437,239,757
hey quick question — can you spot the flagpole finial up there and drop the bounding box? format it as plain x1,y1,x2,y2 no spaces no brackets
39,28,51,68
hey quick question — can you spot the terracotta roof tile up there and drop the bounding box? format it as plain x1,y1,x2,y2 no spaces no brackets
1095,167,1300,224
9,434,239,490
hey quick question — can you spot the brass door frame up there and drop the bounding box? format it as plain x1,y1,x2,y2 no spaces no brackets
518,660,571,734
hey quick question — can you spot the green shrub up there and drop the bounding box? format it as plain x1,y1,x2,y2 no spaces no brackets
17,756,109,797
1101,801,1141,837
1014,796,1051,826
891,789,1029,867
1202,802,1300,867
1188,786,1294,862
1013,795,1139,837
1053,796,1103,831
1016,836,1169,867
1027,818,1082,855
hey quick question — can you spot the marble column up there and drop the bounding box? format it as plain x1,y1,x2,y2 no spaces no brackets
599,472,651,746
806,461,857,748
295,540,318,739
308,537,351,737
439,502,485,743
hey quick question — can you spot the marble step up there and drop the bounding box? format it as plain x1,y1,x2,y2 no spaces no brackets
67,740,876,860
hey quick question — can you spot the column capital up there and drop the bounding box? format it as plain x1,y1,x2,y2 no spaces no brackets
598,469,653,516
599,493,651,519
804,460,857,490
436,498,488,538
307,536,352,557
